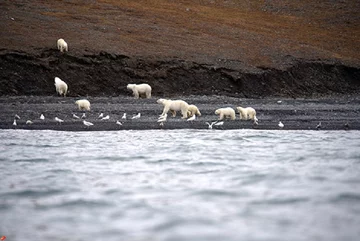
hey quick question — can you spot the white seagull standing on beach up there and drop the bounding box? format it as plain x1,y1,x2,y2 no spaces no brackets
98,113,104,119
40,114,45,120
83,120,94,127
132,113,141,119
101,115,110,120
26,120,33,125
81,113,86,119
13,119,17,126
122,113,127,119
72,113,80,119
214,121,224,127
278,121,284,128
15,114,20,120
116,120,123,126
55,117,64,124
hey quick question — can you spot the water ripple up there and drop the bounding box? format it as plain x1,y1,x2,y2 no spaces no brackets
1,129,360,241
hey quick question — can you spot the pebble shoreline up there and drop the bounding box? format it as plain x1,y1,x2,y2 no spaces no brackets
1,95,359,131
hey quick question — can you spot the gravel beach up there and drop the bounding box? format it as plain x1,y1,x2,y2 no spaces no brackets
1,95,359,131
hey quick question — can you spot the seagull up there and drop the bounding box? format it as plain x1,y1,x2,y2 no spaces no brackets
12,119,17,126
83,120,94,127
116,120,122,126
158,114,167,126
55,117,64,124
214,121,224,126
132,113,141,119
254,117,259,125
101,115,110,120
98,113,104,119
277,100,282,104
26,120,33,125
205,121,217,129
158,113,167,121
72,113,80,119
81,113,86,119
187,114,196,122
14,114,20,120
316,122,322,130
40,114,45,120
121,113,127,119
278,121,284,128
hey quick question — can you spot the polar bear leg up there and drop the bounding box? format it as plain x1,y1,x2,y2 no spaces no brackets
181,109,188,119
170,110,176,117
146,91,151,99
133,90,139,99
219,113,224,120
187,110,193,118
162,106,170,116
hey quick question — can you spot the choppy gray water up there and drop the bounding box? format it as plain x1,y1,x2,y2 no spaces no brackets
1,129,360,241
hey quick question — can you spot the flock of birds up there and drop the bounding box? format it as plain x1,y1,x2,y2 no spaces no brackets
10,105,327,130
11,111,143,129
10,109,256,130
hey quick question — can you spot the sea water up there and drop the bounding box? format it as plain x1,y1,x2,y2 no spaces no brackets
0,129,360,241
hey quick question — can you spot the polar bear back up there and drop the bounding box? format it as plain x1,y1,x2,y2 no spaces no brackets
127,83,152,98
215,107,236,120
168,100,188,111
157,98,189,119
237,107,256,120
54,77,68,96
75,99,91,111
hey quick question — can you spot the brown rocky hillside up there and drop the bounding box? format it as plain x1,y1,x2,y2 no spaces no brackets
0,0,359,97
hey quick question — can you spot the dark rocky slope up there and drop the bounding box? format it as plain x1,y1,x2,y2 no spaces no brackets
1,49,359,98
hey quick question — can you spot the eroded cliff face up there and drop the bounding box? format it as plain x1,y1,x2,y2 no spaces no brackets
1,49,359,98
0,0,359,97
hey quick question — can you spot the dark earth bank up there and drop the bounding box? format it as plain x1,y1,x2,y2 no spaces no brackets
1,49,360,98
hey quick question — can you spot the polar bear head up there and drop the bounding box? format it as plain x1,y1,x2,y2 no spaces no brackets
127,84,136,90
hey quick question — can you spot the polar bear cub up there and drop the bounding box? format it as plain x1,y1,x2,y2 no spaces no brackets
187,104,201,118
157,98,189,119
237,106,258,124
54,77,68,97
75,99,91,111
215,107,236,120
57,38,68,52
127,83,152,99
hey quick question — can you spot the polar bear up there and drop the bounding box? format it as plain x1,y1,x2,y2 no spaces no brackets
187,104,201,118
215,107,236,120
57,38,68,52
75,99,91,111
127,83,152,99
237,106,258,124
54,77,68,97
157,98,189,119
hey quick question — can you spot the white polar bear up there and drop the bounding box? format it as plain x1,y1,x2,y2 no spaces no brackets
215,107,236,120
157,98,189,119
54,77,68,97
237,106,258,124
127,83,152,99
187,104,201,118
75,99,91,111
57,38,68,52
